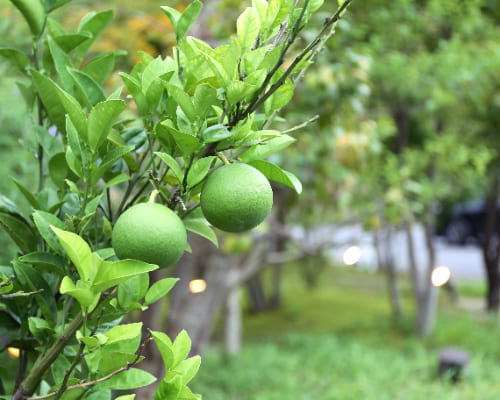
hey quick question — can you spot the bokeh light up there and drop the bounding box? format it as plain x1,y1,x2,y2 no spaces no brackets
8,347,20,359
189,279,207,294
431,266,451,287
343,246,361,266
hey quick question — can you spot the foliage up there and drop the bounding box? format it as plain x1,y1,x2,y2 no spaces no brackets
0,0,355,399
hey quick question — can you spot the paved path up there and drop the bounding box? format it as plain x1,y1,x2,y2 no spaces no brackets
324,224,485,282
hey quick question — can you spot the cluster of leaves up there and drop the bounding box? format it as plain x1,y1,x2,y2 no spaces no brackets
0,0,353,399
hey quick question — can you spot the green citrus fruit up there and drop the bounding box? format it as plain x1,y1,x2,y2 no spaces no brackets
201,163,273,232
112,202,187,268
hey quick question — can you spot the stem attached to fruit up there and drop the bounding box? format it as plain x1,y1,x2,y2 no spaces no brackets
148,190,160,203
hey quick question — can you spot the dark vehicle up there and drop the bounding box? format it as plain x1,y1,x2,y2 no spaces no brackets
441,200,500,245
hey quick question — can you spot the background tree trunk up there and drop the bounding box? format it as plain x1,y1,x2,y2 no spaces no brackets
482,179,500,311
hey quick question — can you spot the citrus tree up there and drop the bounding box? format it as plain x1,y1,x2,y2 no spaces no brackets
0,0,354,399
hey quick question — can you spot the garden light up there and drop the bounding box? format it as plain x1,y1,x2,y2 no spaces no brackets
189,279,207,294
343,246,361,266
431,266,451,287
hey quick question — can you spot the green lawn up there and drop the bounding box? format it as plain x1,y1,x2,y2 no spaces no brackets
192,262,500,399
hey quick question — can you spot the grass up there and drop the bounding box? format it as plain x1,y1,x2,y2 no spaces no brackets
192,261,500,399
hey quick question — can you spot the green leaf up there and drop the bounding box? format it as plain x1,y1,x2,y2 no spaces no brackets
154,152,184,183
199,51,230,89
60,277,97,307
144,278,179,306
310,0,325,12
82,53,117,85
96,368,156,390
52,32,92,53
237,7,261,52
66,116,84,166
151,330,175,370
161,124,201,156
154,377,181,400
31,70,87,138
48,37,74,94
240,135,295,161
18,252,66,276
201,124,233,144
50,226,92,281
13,262,57,326
163,83,196,122
187,156,216,188
44,0,72,13
87,100,126,153
104,323,142,346
118,273,150,308
0,48,30,74
193,84,218,118
265,76,294,114
69,68,106,107
183,218,218,246
28,316,54,340
114,396,135,400
98,352,140,376
92,259,158,292
75,10,114,64
247,160,302,194
10,0,46,36
173,330,191,367
103,173,130,190
48,152,69,189
120,72,149,116
177,1,203,39
10,177,40,210
175,356,201,385
227,80,257,104
92,145,134,184
160,6,181,32
32,211,65,254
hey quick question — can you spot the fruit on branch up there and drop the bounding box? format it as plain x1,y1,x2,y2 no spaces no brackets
201,163,273,233
112,202,187,268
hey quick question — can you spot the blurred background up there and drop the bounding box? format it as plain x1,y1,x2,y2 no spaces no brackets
1,0,500,398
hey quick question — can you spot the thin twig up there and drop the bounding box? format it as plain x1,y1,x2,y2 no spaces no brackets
27,334,152,400
1,289,43,299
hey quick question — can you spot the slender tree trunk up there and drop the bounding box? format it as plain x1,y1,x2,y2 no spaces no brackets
373,227,403,320
482,179,500,311
245,274,268,312
405,222,436,336
224,287,242,354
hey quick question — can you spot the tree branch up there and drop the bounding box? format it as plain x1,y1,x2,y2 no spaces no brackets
26,334,152,400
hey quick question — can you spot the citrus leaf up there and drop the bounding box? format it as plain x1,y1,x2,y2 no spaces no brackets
150,330,175,370
87,100,126,153
96,368,156,390
237,7,261,52
239,135,295,162
186,156,216,188
183,219,218,246
92,259,158,292
50,226,92,281
10,0,46,37
247,160,302,194
154,152,183,183
32,211,65,255
0,48,30,74
144,278,179,306
18,252,66,276
177,1,203,39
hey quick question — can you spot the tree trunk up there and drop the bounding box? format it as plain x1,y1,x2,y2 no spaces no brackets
245,274,268,312
224,287,242,354
373,227,403,320
481,179,500,311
